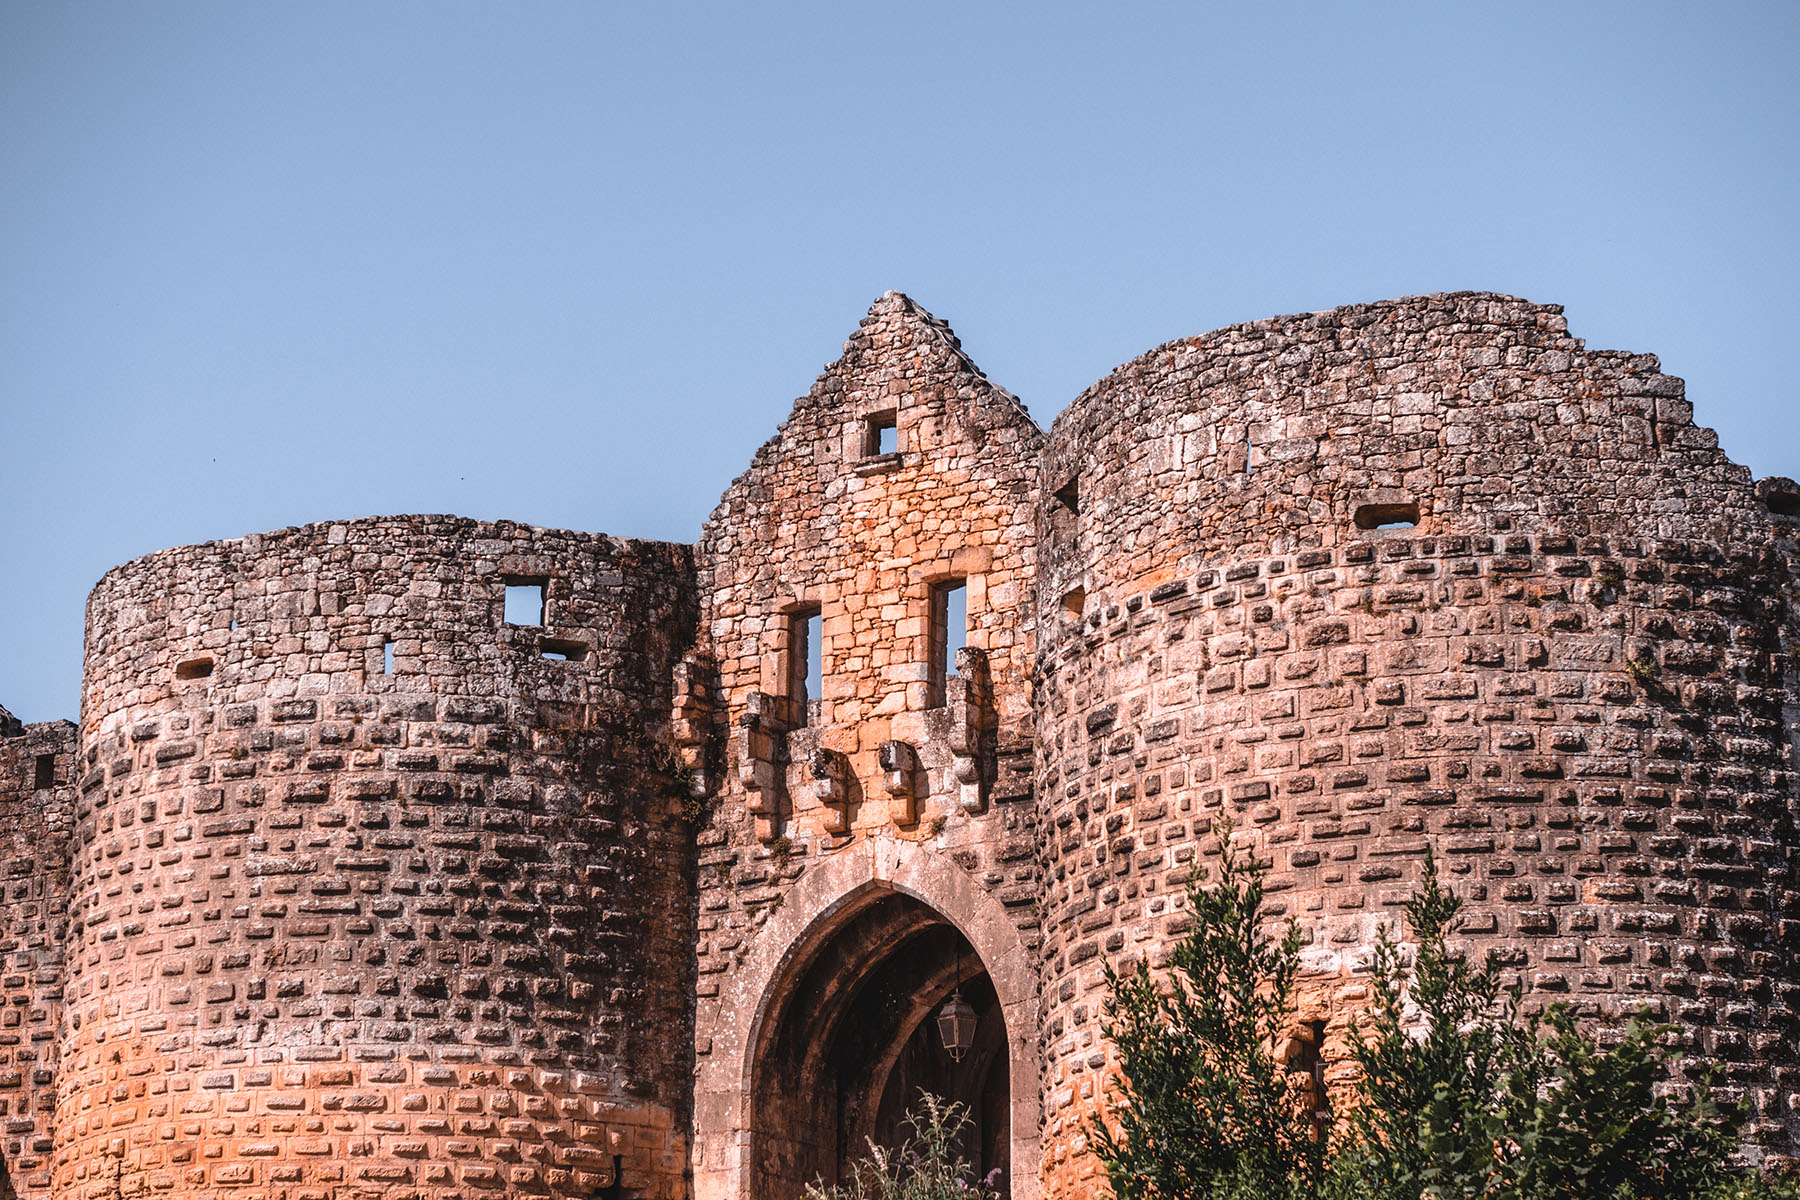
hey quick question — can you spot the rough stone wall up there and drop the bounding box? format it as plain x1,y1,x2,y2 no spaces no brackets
65,517,696,1199
7,289,1793,1200
1763,477,1800,842
0,709,74,1196
687,294,1045,1199
1034,294,1800,1192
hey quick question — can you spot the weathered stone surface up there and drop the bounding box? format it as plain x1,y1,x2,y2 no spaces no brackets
64,518,696,1198
1034,292,1800,1191
1,290,1794,1198
0,712,74,1197
690,293,1045,1200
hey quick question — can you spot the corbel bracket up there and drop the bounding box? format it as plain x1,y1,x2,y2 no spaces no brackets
879,739,919,826
947,646,996,815
735,690,789,841
808,747,851,835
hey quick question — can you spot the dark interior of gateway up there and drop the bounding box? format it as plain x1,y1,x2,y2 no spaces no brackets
750,892,1011,1198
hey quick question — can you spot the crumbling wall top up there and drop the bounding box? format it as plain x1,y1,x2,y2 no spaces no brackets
1039,292,1768,612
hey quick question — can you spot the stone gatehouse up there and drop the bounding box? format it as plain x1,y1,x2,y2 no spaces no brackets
2,291,1796,1198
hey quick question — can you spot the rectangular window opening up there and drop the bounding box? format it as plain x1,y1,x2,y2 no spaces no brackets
382,639,395,675
1354,502,1420,531
504,578,548,626
33,755,54,791
864,410,898,457
176,657,213,681
929,580,968,707
540,637,590,663
1061,586,1086,618
1053,478,1081,516
787,607,822,726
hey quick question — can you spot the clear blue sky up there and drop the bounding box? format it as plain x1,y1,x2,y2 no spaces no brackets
3,2,1797,724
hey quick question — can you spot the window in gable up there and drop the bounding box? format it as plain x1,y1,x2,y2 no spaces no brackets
864,410,898,457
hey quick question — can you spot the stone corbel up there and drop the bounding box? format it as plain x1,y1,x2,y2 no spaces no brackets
947,646,995,814
808,747,851,835
671,653,715,798
735,690,788,842
879,739,919,826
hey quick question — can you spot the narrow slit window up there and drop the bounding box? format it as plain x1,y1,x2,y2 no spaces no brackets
33,755,54,791
929,580,968,706
1050,477,1082,543
806,612,822,713
787,607,822,726
382,639,395,675
176,657,213,681
504,578,547,626
864,410,898,457
1354,502,1420,531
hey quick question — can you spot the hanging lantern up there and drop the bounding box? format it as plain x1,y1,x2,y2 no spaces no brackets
936,988,978,1062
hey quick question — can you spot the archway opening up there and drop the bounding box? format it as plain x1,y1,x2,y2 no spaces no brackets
750,891,1012,1199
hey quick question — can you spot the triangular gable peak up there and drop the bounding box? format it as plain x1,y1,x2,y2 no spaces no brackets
796,289,1035,432
696,292,1043,839
711,291,1040,525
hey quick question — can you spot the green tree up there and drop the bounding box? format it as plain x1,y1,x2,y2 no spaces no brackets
1342,852,1522,1197
1342,854,1743,1200
1088,826,1327,1200
1090,835,1797,1200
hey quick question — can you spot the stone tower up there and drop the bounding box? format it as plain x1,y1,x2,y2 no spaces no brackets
63,519,696,1197
1033,294,1800,1192
0,290,1792,1199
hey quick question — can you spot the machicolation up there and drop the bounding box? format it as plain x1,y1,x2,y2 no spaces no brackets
1,291,1795,1198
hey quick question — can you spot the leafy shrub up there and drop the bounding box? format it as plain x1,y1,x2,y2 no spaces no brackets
805,1092,1002,1200
1701,1179,1800,1200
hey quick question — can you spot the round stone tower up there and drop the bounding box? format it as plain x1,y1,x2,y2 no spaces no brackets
61,516,697,1198
1033,293,1800,1192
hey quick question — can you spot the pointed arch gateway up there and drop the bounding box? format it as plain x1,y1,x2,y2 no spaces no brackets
699,836,1040,1200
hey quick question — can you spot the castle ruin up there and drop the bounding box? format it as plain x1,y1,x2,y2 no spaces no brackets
2,291,1796,1198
